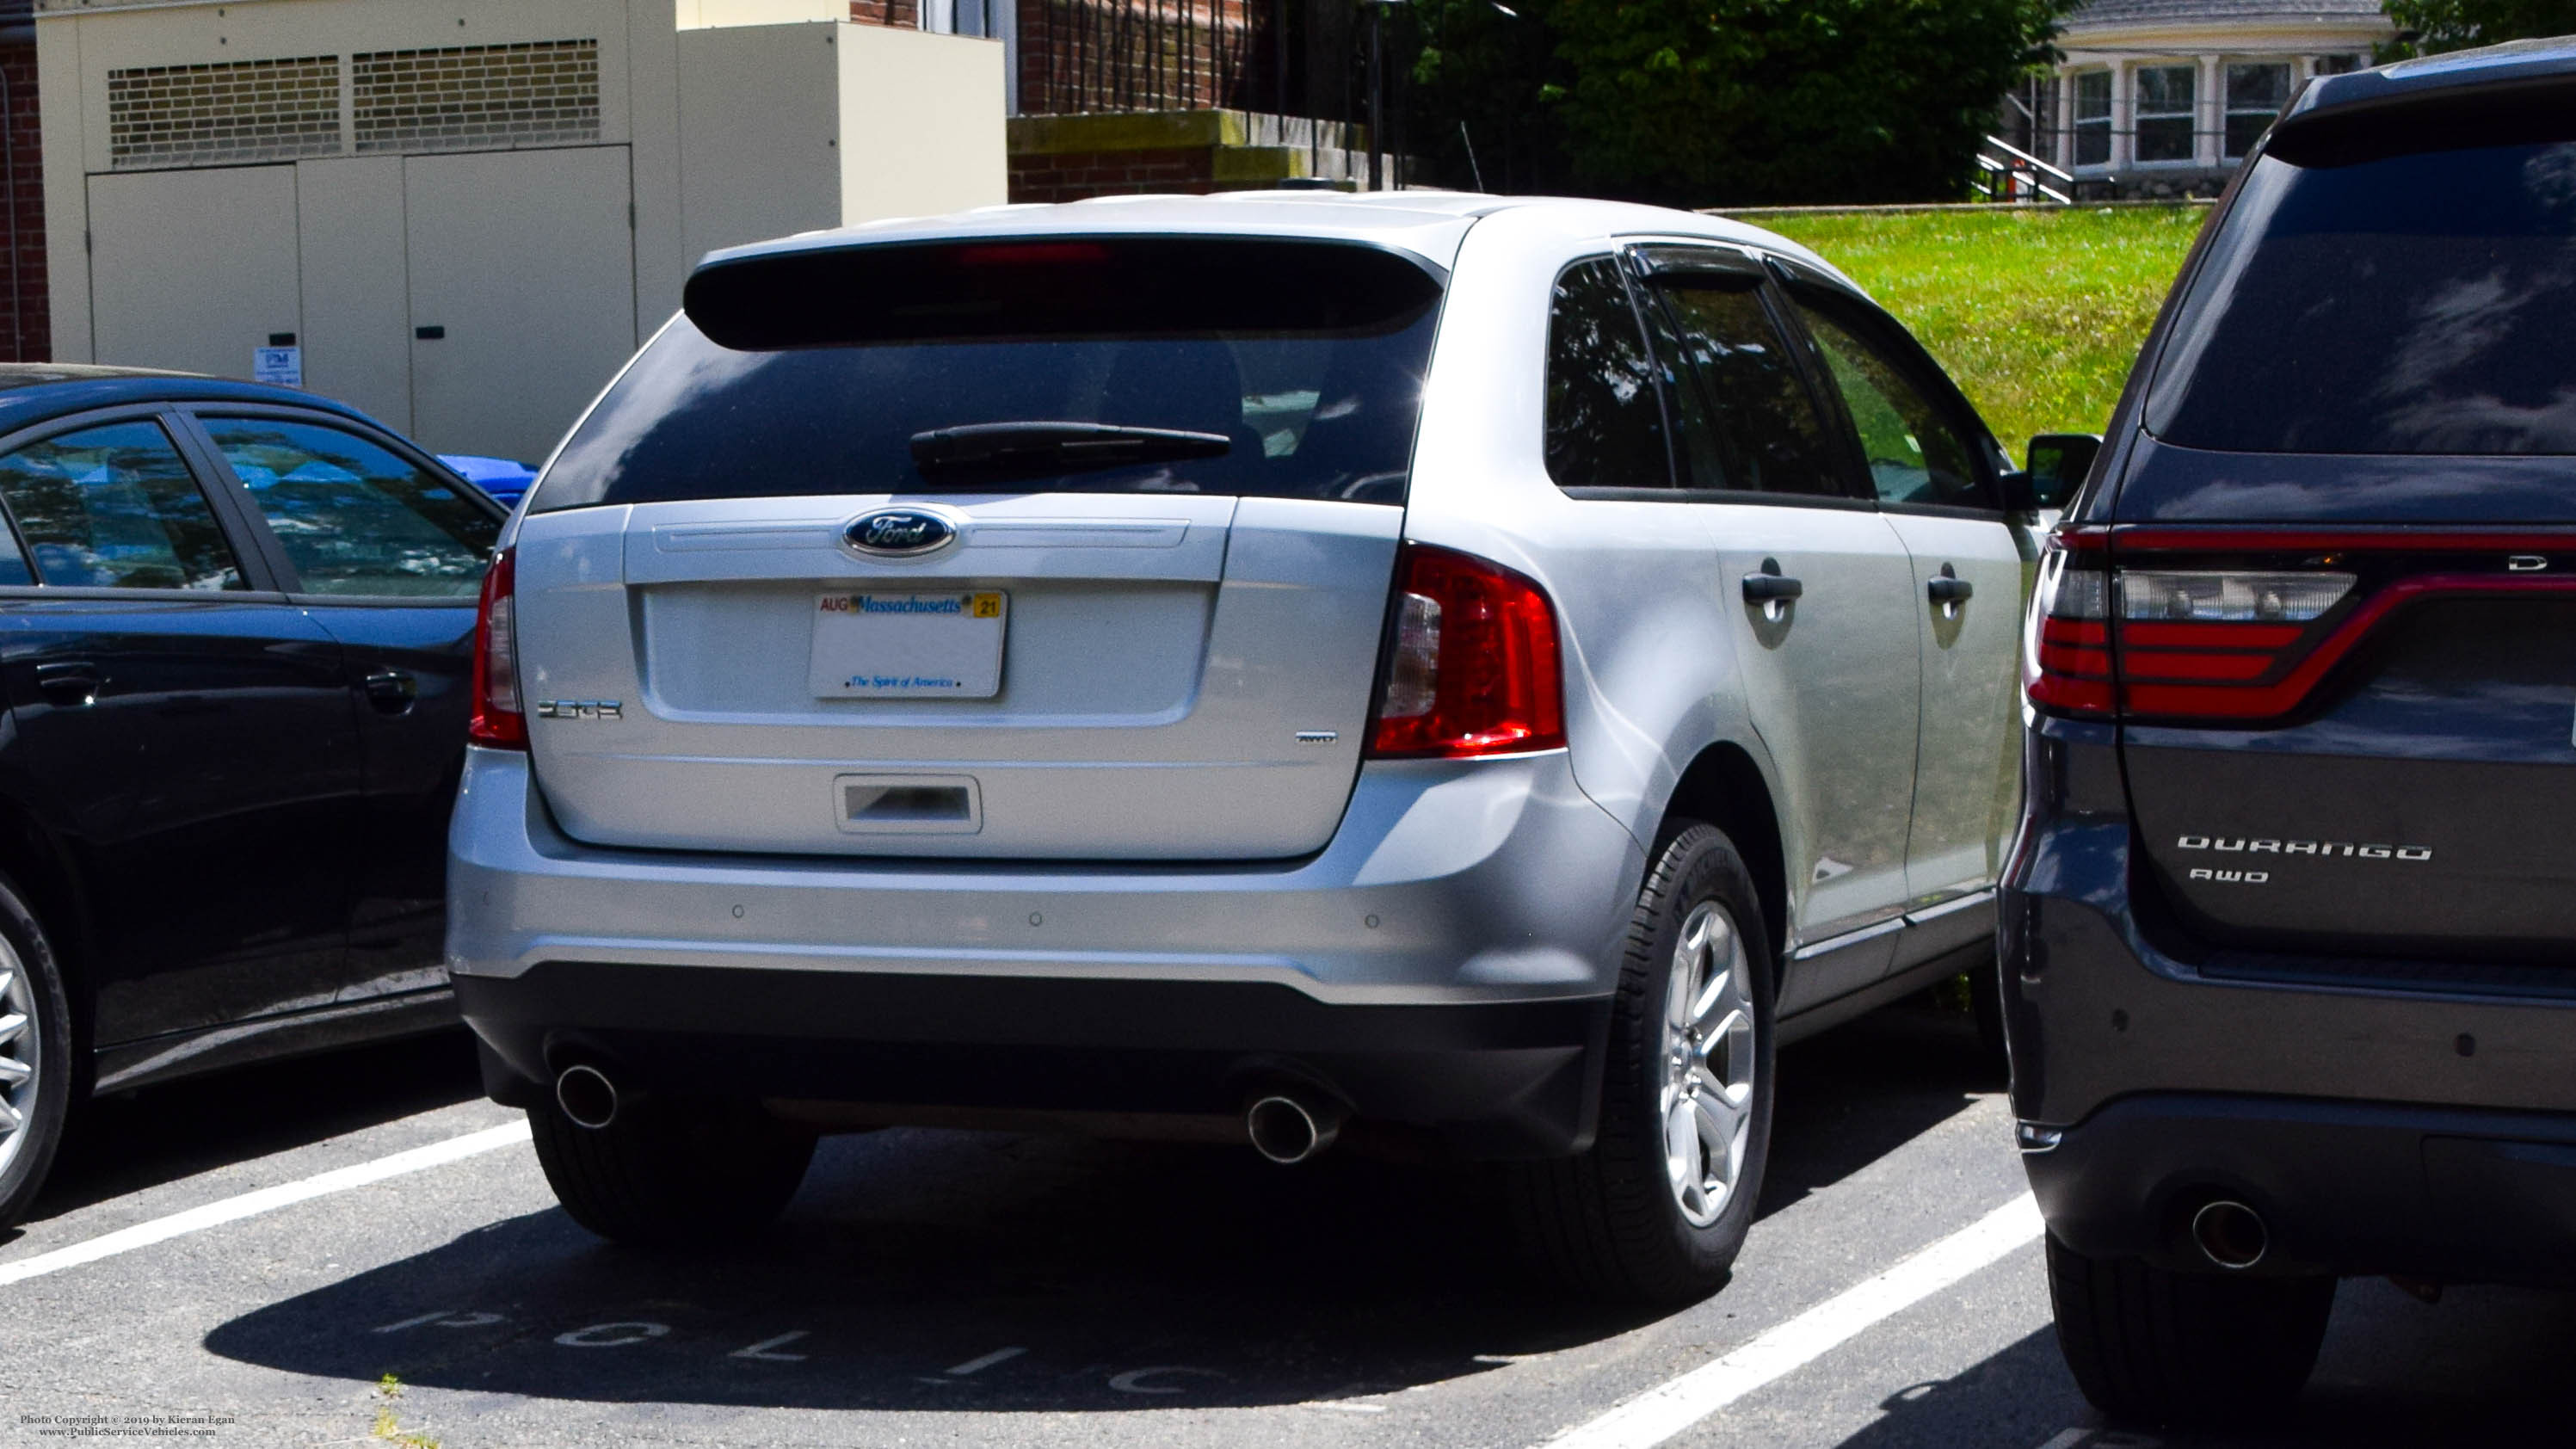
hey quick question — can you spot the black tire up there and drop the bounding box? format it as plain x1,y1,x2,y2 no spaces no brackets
2045,1232,2334,1424
1509,821,1777,1304
0,870,74,1232
528,1089,817,1249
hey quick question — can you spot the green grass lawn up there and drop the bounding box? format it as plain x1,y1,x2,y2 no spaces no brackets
1750,205,2209,457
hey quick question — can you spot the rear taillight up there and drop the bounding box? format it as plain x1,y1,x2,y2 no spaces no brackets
2026,532,2115,718
469,546,526,749
2025,527,2357,724
1367,544,1567,758
2111,568,2352,717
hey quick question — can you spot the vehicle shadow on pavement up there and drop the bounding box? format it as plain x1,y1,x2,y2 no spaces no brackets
1827,1279,2576,1449
22,1029,484,1228
1761,991,2001,1220
203,1125,1658,1410
200,997,2000,1412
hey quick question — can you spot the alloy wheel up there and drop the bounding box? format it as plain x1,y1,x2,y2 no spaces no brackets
0,934,36,1181
1659,900,1756,1228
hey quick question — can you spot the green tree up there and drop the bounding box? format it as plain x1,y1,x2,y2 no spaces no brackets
1403,0,1581,195
1554,0,2075,204
1400,0,2075,207
2382,0,2576,54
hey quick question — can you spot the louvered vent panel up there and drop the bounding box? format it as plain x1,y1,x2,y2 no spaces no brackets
352,40,601,155
107,56,342,170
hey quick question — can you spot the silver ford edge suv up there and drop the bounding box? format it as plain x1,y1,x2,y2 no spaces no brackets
449,194,2033,1300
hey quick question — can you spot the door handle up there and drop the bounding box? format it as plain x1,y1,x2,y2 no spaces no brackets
1927,564,1973,616
364,667,418,713
34,660,100,707
1741,568,1804,604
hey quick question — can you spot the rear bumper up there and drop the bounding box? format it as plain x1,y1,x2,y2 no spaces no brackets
2028,1093,2576,1286
458,965,1610,1156
447,746,1641,1156
2005,718,2576,1281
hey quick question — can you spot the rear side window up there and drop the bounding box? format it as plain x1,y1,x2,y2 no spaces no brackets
1798,304,1987,509
532,237,1443,510
1544,257,1673,490
0,421,243,590
2149,139,2576,454
203,417,496,598
1653,282,1842,498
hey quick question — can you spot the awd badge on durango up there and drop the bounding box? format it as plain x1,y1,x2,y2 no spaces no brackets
844,508,959,558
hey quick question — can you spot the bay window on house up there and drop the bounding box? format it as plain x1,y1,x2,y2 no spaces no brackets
2073,70,2112,166
2224,61,2290,157
2134,64,2197,162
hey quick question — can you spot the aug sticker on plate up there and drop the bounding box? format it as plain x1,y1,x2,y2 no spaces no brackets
808,590,1007,699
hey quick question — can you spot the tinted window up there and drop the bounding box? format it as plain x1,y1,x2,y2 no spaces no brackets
2149,142,2576,455
1799,305,1987,509
203,418,496,597
534,239,1442,510
1655,282,1842,497
0,499,27,586
0,421,243,590
1545,258,1673,490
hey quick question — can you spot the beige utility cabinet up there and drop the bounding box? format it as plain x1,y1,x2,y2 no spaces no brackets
40,0,1007,463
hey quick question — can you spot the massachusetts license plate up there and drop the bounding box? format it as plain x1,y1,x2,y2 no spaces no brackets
808,590,1007,699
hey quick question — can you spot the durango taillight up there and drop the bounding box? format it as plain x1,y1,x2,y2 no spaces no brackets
2026,531,2117,718
2027,526,2359,724
1367,544,1567,758
469,546,527,749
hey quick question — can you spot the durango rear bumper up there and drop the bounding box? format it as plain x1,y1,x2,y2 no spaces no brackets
2005,718,2576,1281
446,746,1642,1156
2028,1092,2576,1286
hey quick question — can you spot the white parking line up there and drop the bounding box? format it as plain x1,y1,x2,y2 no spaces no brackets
0,1120,531,1289
1538,1193,2044,1449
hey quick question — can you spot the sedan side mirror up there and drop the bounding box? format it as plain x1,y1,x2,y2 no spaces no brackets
2013,433,2102,511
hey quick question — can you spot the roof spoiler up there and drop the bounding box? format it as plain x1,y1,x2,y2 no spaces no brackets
2270,74,2576,168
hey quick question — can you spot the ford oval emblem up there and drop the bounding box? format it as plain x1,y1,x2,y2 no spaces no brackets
844,508,958,558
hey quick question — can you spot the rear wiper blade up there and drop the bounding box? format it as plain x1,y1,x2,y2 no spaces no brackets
909,422,1230,477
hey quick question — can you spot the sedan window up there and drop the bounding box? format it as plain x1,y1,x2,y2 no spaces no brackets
0,421,244,590
202,417,498,598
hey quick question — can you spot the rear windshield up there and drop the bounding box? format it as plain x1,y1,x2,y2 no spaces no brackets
2147,139,2576,455
529,237,1444,511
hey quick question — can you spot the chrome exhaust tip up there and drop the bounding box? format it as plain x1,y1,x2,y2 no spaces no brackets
2191,1199,2268,1270
1246,1094,1340,1165
555,1063,620,1131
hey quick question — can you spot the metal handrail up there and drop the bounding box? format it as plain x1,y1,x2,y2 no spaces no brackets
1981,134,2074,185
1972,134,2074,205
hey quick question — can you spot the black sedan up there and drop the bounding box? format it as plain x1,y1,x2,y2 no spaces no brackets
0,365,505,1227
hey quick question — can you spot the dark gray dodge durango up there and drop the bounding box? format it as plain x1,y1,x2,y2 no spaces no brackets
2006,36,2576,1425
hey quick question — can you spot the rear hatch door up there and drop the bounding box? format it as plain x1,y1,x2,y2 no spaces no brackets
2111,112,2576,961
510,233,1445,860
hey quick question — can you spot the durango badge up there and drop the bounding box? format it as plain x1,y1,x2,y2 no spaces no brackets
844,508,959,558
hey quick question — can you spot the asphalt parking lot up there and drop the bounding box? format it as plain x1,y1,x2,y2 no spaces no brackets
4,1000,2572,1449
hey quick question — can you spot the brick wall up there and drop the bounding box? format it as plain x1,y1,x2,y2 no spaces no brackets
848,0,922,28
0,34,43,363
1009,145,1212,203
1017,0,1260,115
849,0,1271,119
1007,110,1366,203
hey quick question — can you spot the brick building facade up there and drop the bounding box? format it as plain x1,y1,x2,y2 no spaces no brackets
2,0,41,361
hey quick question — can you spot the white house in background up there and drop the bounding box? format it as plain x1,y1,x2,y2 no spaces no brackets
2029,0,2394,196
